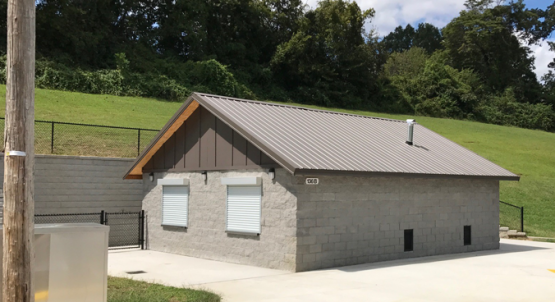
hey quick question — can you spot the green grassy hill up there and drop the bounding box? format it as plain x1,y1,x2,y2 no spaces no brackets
0,85,553,238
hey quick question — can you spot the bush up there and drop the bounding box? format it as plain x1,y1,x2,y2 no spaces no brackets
386,50,482,119
478,89,555,131
0,55,253,102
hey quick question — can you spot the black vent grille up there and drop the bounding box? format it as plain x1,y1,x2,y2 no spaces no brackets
404,229,414,252
464,225,472,246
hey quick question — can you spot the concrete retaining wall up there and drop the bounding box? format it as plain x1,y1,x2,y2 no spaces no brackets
143,169,298,271
294,176,500,271
0,155,143,214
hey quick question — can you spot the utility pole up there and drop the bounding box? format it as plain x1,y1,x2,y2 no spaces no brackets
3,0,36,301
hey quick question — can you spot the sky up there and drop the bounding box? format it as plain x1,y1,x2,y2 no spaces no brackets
304,0,555,79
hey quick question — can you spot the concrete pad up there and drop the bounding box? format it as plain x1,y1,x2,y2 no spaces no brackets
109,239,555,302
108,250,289,287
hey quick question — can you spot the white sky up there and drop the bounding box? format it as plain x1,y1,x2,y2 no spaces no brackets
303,0,554,79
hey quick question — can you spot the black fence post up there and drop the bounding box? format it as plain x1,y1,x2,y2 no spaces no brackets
50,121,55,154
140,210,145,250
100,210,105,225
137,129,141,157
521,207,524,233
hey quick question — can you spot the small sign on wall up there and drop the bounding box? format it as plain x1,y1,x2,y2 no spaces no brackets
305,178,319,185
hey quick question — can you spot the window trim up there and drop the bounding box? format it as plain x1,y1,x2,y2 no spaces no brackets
158,178,189,186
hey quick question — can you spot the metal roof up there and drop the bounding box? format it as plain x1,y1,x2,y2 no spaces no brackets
124,92,520,180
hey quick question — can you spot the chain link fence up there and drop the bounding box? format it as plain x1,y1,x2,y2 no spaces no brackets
105,211,145,249
500,200,524,232
35,212,103,224
34,211,145,249
0,118,159,158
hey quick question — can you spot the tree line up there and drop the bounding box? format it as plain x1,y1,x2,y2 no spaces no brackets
1,0,555,131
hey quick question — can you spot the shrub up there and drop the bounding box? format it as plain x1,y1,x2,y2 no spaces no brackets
478,89,555,131
0,55,253,102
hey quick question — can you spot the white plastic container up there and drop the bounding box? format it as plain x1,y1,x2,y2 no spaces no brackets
0,223,109,302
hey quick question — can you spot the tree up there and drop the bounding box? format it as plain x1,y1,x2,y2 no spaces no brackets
540,41,555,107
382,24,415,53
413,23,443,54
155,0,209,61
271,0,377,108
35,0,123,68
442,1,542,102
382,23,443,54
385,49,483,118
384,47,428,78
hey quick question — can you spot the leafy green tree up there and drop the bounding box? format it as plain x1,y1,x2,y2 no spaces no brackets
384,47,428,78
154,0,209,61
413,23,443,54
540,41,555,107
442,0,542,102
382,24,416,53
271,0,376,108
35,0,124,68
386,50,483,118
382,23,443,54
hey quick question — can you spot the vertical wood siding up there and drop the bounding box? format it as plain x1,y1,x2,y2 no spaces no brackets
143,107,277,172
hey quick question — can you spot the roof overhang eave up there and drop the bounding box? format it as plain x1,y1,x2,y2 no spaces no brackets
122,96,198,180
293,169,520,181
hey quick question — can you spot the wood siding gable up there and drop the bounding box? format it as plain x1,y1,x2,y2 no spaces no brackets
143,107,277,173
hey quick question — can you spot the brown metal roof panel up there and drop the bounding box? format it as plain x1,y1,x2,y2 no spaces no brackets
194,93,518,180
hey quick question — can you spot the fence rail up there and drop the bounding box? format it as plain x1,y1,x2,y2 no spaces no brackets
0,117,159,158
500,200,524,232
35,210,145,249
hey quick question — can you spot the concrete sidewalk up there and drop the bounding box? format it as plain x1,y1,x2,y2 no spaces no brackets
108,249,289,287
109,239,555,302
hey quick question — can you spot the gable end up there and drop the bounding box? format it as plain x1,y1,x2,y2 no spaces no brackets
143,106,278,173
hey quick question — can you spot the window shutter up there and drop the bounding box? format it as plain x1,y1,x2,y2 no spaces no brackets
226,186,261,234
162,186,189,227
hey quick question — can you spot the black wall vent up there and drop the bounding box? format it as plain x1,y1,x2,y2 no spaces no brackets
404,229,414,252
464,225,472,246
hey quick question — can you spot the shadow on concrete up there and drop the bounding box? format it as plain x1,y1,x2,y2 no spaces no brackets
334,241,550,273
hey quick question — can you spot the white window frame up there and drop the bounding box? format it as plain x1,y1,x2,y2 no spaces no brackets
159,179,189,228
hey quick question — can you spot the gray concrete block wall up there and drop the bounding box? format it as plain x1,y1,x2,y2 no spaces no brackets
143,168,297,271
0,155,143,214
294,176,500,272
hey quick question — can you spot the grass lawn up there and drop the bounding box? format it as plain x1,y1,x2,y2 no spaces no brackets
0,85,182,129
108,277,220,302
0,85,553,237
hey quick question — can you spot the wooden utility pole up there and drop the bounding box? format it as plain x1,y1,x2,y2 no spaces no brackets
2,0,36,301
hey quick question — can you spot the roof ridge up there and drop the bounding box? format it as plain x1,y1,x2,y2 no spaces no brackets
195,92,408,124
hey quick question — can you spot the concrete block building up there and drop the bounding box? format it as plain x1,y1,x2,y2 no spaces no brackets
124,92,519,272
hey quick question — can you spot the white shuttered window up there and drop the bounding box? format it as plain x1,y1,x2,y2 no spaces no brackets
162,186,189,227
226,186,261,234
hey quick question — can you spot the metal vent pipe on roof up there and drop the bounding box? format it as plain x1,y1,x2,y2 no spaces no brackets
406,119,415,145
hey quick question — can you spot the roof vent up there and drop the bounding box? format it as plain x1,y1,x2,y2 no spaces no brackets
406,119,415,145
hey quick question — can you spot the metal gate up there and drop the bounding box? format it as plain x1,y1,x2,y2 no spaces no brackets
34,210,145,249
